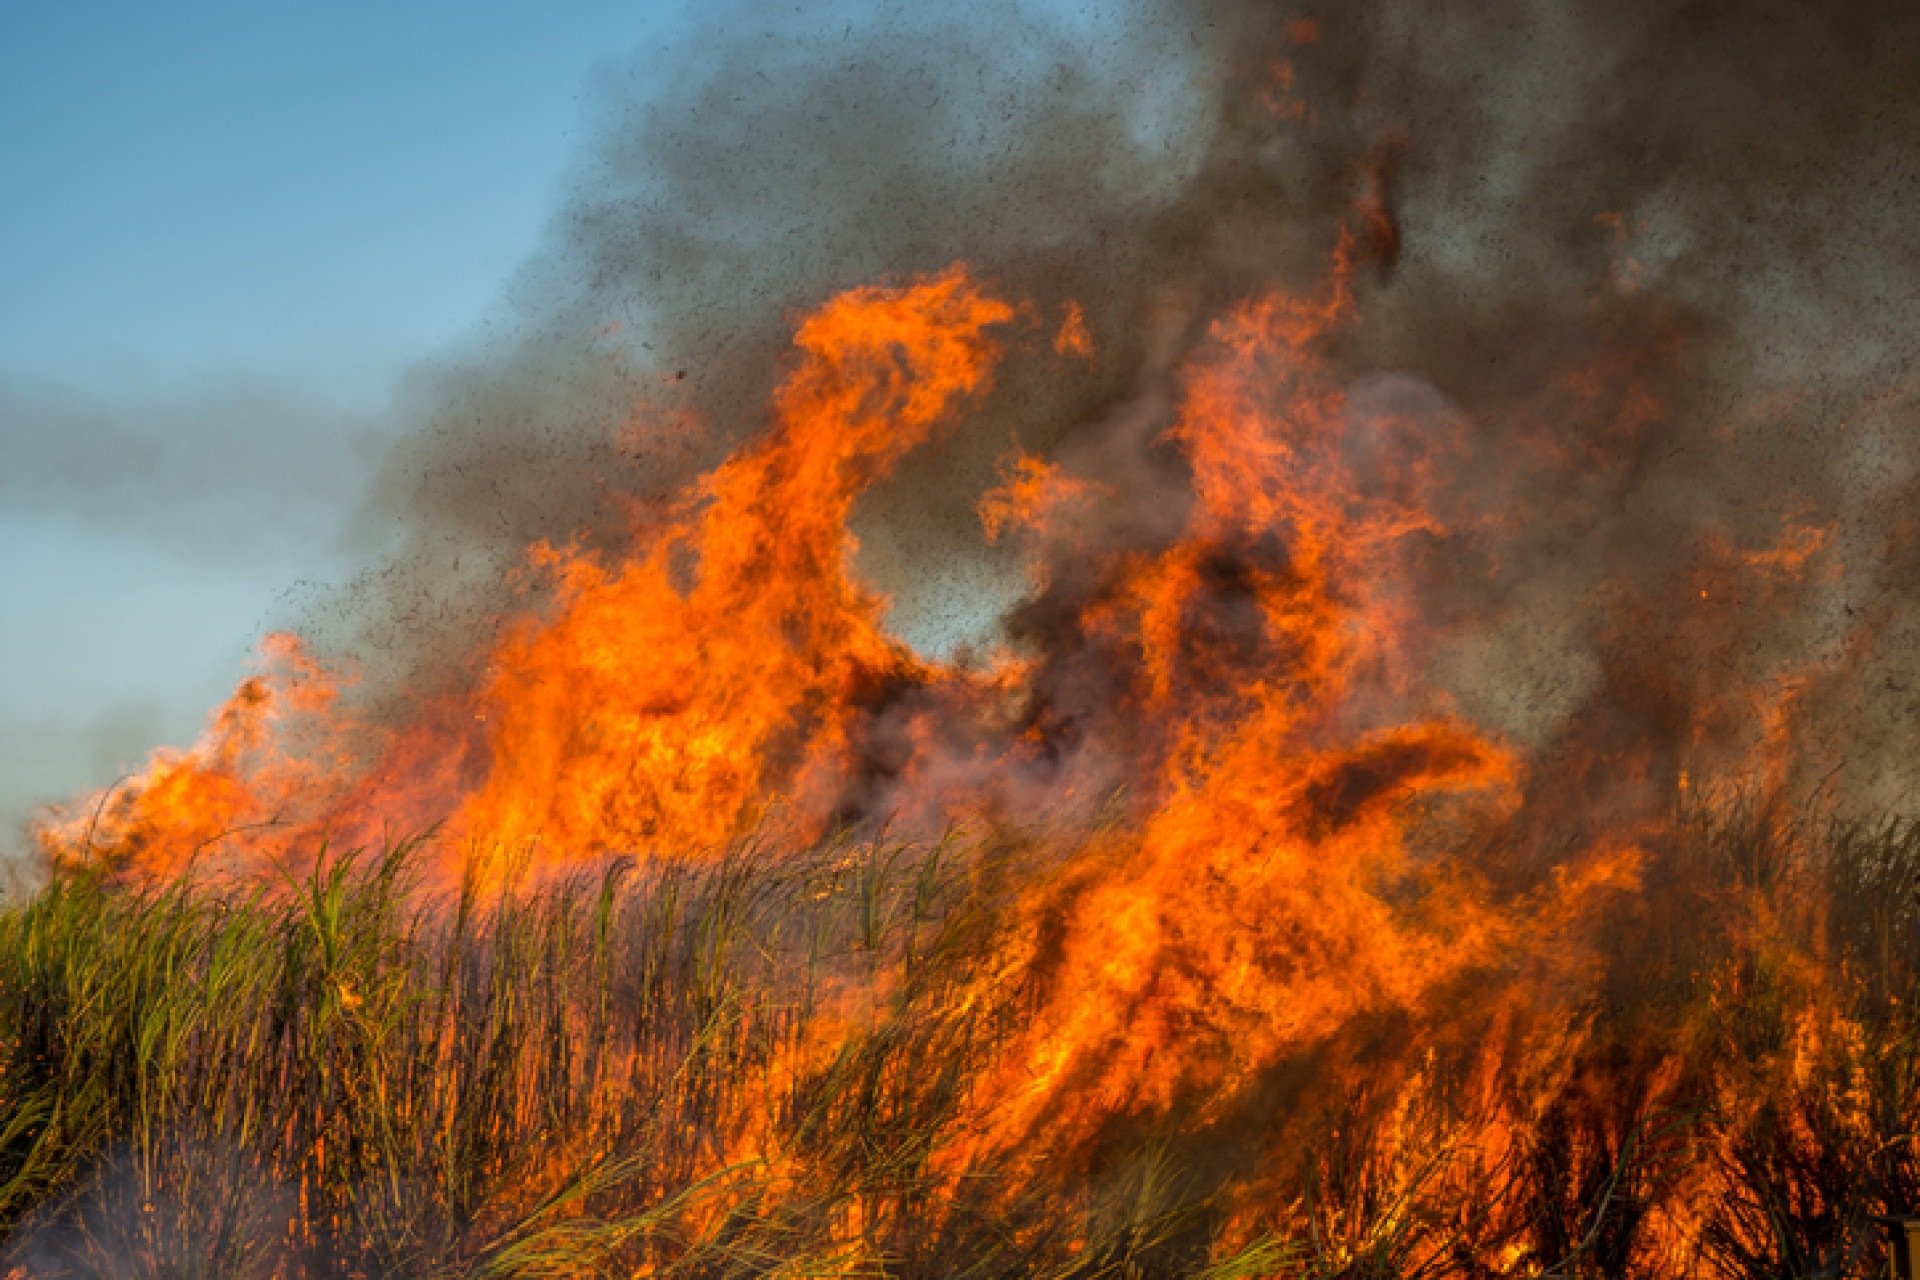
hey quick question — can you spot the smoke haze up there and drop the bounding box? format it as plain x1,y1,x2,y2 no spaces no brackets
279,0,1920,817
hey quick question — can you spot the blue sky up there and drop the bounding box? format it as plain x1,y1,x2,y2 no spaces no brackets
0,0,686,849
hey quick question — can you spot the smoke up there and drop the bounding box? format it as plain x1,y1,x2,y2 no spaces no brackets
313,0,1321,686
282,0,1920,811
0,377,384,566
0,1132,299,1277
1304,0,1920,813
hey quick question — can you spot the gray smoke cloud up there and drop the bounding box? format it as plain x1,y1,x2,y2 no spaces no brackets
309,0,1332,689
289,0,1920,816
0,377,384,565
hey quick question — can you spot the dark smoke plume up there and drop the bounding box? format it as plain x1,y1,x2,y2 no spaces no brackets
312,0,1920,810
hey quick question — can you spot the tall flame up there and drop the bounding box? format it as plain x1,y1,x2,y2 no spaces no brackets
25,245,1891,1272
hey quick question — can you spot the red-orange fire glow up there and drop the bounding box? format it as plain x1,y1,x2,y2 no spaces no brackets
26,242,1891,1273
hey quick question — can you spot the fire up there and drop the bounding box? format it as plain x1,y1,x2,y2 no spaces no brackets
935,281,1650,1187
447,268,1014,866
22,248,1907,1272
37,268,1015,878
32,632,340,877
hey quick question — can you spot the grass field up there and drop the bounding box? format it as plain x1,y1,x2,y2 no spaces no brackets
2,801,1917,1277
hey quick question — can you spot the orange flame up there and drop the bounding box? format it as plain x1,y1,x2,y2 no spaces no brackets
27,243,1887,1270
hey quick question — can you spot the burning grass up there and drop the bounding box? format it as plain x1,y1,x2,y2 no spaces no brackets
11,258,1920,1276
13,1,1920,1272
2,800,1918,1277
